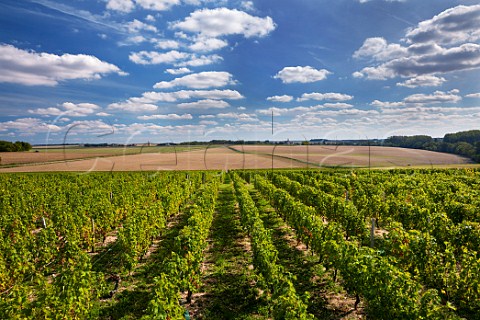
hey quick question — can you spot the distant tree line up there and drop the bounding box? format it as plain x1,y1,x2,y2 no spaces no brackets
0,140,32,152
178,140,279,145
384,130,480,162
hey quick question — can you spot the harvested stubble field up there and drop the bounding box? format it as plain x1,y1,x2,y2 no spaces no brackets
0,144,473,172
0,150,120,166
0,146,182,165
230,145,472,168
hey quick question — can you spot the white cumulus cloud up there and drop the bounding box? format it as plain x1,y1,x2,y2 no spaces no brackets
108,101,158,112
297,92,353,102
96,112,112,117
146,14,156,22
266,95,294,103
189,37,229,52
137,113,193,120
136,0,181,11
359,43,480,80
465,93,480,98
126,19,158,33
145,89,243,102
370,100,405,108
177,99,230,109
323,103,354,109
405,5,480,46
175,54,223,67
241,1,255,11
0,118,62,134
353,37,408,62
165,67,192,75
404,90,462,104
217,112,258,122
154,71,236,89
154,40,180,50
128,89,243,105
396,75,446,88
274,66,331,84
28,102,100,117
353,5,480,81
129,50,222,67
0,44,125,86
172,8,276,38
106,0,135,13
107,0,205,13
129,50,190,65
199,120,218,125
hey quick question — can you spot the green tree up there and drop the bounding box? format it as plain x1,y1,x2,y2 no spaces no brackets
0,140,32,152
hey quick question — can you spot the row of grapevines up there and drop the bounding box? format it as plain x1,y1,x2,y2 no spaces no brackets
0,173,182,256
0,173,120,319
231,173,314,320
275,169,480,317
0,172,201,319
268,172,368,241
118,175,198,271
143,177,219,320
284,170,480,256
0,231,105,319
379,222,480,317
351,171,479,257
329,169,480,224
250,173,460,319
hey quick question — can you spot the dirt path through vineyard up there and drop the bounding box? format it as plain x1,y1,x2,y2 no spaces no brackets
192,180,365,319
189,181,267,319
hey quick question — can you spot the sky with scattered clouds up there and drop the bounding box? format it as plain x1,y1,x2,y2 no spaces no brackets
0,0,479,144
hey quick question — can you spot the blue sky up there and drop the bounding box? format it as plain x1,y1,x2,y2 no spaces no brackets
0,0,479,144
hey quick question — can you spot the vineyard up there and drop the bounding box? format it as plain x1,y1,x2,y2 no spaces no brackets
1,169,479,319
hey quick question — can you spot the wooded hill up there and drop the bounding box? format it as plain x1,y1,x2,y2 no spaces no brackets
385,130,480,162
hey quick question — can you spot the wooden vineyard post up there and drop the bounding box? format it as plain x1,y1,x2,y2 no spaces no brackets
370,218,375,247
91,218,95,253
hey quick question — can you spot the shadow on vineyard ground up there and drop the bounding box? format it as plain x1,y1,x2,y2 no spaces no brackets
192,182,269,319
249,187,364,319
91,233,123,275
98,209,191,319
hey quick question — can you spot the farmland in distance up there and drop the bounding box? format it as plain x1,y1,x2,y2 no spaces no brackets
0,144,475,173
